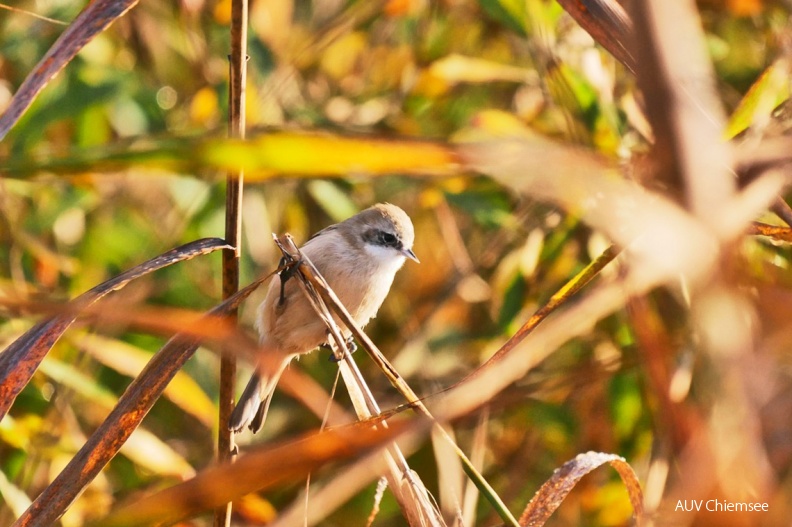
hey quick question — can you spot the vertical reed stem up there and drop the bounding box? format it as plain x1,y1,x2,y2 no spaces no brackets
215,0,247,523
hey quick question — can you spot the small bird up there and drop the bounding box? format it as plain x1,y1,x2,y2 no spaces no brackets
229,203,418,433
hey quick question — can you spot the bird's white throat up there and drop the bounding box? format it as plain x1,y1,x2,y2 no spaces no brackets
363,243,407,275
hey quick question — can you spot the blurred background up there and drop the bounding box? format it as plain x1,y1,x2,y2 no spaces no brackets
2,0,792,525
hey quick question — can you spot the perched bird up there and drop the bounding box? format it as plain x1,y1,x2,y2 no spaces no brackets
229,203,418,433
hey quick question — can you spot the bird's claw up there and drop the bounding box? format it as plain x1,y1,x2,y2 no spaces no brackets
277,255,300,306
322,336,357,361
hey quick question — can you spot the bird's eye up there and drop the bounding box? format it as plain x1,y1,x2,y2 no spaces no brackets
379,231,397,246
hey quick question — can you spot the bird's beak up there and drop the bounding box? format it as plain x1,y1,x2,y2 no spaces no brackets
403,248,419,263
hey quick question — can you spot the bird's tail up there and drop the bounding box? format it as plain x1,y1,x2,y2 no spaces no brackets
228,358,291,434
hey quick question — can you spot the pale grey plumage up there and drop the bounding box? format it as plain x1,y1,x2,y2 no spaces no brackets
229,203,417,433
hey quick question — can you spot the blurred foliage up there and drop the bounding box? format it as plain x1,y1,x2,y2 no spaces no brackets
1,0,792,526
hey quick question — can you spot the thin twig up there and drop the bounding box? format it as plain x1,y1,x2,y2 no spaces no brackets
303,371,342,527
771,197,792,228
0,3,67,25
215,0,248,523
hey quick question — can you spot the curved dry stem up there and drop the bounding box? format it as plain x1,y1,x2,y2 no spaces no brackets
0,238,231,420
518,452,643,527
12,277,266,527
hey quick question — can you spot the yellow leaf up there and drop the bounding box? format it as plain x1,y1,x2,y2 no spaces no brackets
122,427,196,479
250,0,293,52
205,132,459,177
429,54,531,85
190,87,219,127
453,109,534,142
74,334,216,428
0,414,32,451
0,469,32,518
320,32,367,80
725,59,790,139
213,0,231,25
233,494,277,524
412,69,452,98
728,0,763,16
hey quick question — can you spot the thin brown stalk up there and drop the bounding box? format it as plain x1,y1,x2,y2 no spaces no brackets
626,295,698,452
215,0,248,523
771,197,792,227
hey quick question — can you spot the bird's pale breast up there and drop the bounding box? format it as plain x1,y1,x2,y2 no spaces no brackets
258,233,397,355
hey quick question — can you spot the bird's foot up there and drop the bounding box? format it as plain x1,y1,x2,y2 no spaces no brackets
277,255,301,306
322,336,357,361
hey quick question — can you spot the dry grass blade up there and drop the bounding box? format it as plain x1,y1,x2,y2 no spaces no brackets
468,244,619,379
0,293,266,364
0,238,230,420
626,295,696,452
748,221,792,242
366,478,389,527
271,436,424,527
0,0,139,140
518,452,643,526
556,0,636,72
629,0,732,212
459,135,783,285
94,419,417,527
11,278,265,527
432,425,465,525
461,410,489,527
74,334,217,428
628,1,782,514
771,198,792,227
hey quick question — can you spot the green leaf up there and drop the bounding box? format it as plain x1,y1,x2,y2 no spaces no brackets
307,180,359,222
478,0,528,36
725,60,790,139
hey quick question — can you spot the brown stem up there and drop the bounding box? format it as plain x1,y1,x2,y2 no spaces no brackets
215,0,248,523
